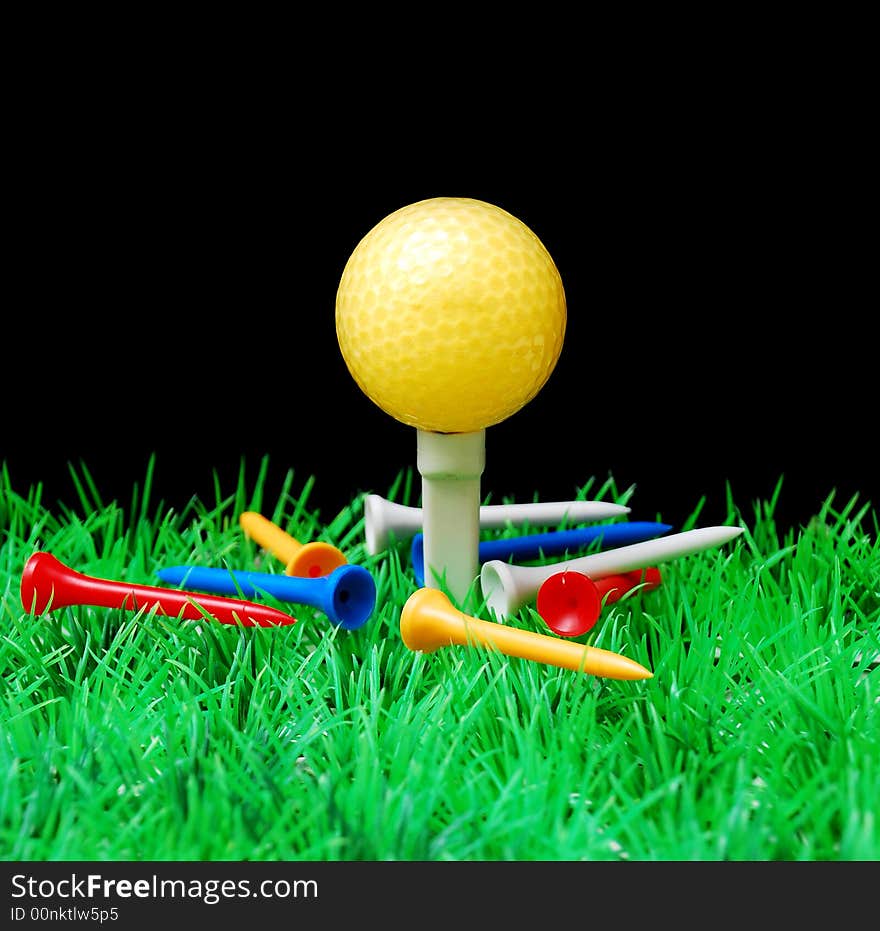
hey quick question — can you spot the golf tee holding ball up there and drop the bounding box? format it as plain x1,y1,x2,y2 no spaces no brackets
336,197,566,605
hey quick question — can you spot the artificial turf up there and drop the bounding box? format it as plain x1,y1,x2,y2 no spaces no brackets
1,456,878,861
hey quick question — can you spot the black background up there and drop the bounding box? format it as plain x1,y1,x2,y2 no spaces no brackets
4,75,875,536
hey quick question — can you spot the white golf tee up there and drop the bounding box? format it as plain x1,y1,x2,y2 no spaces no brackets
417,429,485,607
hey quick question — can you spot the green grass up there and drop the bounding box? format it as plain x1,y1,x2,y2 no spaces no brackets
1,455,878,861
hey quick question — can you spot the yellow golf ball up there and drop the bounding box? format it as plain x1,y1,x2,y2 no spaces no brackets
335,197,566,434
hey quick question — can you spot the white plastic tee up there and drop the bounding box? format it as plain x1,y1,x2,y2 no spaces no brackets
362,494,631,555
480,525,745,619
417,429,486,607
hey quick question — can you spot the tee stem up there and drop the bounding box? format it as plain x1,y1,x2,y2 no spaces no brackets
417,429,486,609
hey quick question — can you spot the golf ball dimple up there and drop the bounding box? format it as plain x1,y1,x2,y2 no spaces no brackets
335,197,567,434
